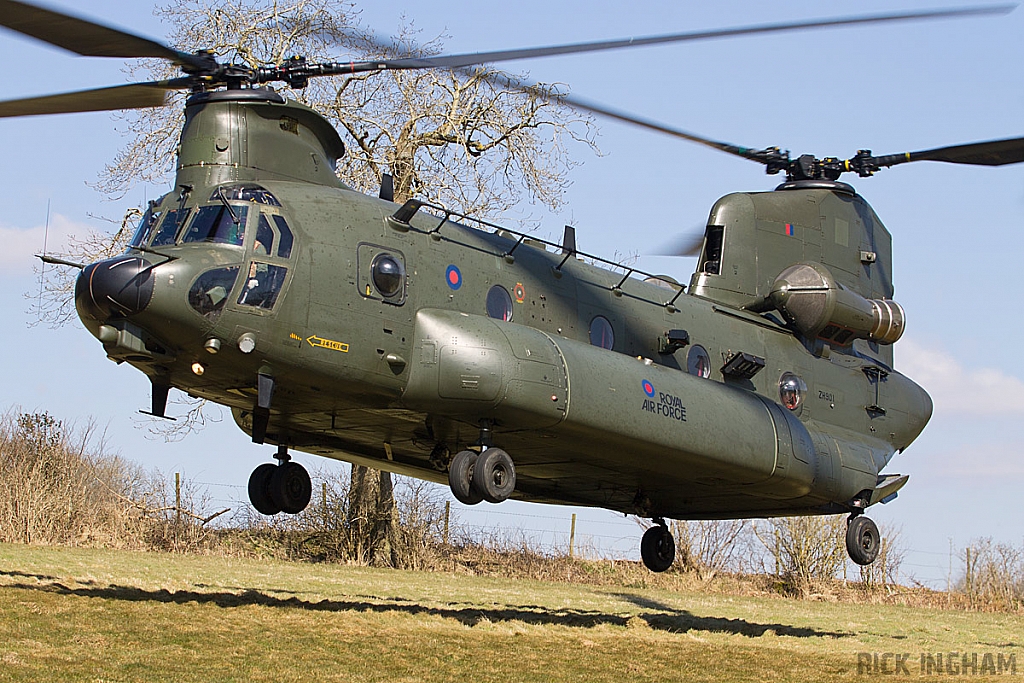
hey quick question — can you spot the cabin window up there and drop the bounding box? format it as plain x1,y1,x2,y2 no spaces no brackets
779,372,807,411
150,208,191,247
687,345,711,378
699,225,724,275
188,266,240,318
237,262,287,309
182,204,248,246
486,285,513,321
589,316,614,350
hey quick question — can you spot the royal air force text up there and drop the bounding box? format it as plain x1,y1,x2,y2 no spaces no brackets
642,393,687,422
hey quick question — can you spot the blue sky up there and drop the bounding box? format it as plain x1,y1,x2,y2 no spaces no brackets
0,0,1022,586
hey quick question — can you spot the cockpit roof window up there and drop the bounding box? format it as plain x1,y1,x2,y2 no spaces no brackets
181,204,248,246
212,184,281,207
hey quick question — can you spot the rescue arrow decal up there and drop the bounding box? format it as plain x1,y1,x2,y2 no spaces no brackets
307,335,349,352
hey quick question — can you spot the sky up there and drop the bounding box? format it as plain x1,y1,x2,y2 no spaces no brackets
0,0,1021,588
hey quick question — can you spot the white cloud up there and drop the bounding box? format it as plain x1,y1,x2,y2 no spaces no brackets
0,215,95,278
897,338,1024,416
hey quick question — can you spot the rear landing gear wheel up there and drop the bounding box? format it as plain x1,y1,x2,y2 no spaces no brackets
248,463,281,516
640,524,675,573
269,461,312,514
470,448,516,503
448,450,483,505
846,515,880,565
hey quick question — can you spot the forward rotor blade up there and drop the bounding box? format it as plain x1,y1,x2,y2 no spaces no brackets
0,80,188,118
866,136,1024,172
908,137,1024,166
367,5,1013,72
0,0,207,70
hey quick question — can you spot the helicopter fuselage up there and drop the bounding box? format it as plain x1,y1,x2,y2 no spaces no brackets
75,91,932,521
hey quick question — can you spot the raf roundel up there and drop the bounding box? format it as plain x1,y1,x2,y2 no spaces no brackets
642,380,655,398
445,264,462,290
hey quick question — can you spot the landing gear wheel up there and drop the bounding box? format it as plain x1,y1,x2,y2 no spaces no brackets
640,525,675,573
846,515,880,565
448,450,483,505
269,461,312,514
470,448,516,503
248,463,281,515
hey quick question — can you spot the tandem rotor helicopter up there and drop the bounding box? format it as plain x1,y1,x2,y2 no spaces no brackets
3,0,1023,572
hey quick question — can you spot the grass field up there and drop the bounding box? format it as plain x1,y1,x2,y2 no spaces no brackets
0,544,1020,682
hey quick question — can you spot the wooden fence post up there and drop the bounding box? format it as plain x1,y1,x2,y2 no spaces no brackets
443,500,450,545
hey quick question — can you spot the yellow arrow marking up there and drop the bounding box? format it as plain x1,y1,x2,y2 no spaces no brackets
307,335,349,352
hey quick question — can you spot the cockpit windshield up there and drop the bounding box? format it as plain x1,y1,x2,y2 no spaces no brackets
150,208,191,247
181,204,248,246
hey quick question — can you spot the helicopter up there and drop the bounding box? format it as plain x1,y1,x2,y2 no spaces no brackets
3,0,1023,573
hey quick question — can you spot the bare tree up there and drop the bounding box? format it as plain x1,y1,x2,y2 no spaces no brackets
32,0,598,568
670,518,753,580
755,515,847,595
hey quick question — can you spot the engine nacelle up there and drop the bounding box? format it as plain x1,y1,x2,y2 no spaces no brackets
767,262,905,346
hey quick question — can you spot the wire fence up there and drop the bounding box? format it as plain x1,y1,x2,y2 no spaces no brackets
181,473,970,589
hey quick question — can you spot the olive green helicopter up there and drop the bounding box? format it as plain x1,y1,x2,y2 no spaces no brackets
4,0,1023,572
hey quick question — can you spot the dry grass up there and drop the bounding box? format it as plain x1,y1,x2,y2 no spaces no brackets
1,543,1021,682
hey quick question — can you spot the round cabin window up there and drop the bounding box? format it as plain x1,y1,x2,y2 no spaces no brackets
779,372,808,411
589,316,614,350
486,285,513,321
687,345,711,378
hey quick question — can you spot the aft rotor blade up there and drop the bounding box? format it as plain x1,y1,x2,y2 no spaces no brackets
556,88,767,161
0,80,189,118
363,5,1013,72
469,69,770,165
0,0,208,70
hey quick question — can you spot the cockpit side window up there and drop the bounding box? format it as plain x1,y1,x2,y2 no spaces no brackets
129,207,160,248
255,214,274,256
272,215,293,258
181,204,248,245
237,262,287,310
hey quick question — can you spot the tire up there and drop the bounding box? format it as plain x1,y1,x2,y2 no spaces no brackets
640,525,675,573
448,450,483,505
470,448,516,504
248,463,281,515
846,516,880,565
268,461,312,514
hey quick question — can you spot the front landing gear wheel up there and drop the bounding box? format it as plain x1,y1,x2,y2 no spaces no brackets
448,450,483,505
846,515,880,565
640,524,675,572
269,461,312,514
248,463,281,516
470,448,516,503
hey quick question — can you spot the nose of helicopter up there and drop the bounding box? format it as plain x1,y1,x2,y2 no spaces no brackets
75,256,155,322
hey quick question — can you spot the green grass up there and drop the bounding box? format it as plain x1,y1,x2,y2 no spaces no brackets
0,544,1020,682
